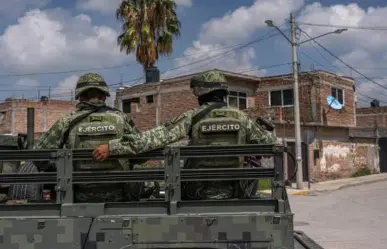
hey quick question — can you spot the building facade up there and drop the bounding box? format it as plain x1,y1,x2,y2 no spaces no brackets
0,97,77,137
115,69,380,183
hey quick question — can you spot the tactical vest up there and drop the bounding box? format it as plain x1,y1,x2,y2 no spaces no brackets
66,110,125,171
189,106,247,168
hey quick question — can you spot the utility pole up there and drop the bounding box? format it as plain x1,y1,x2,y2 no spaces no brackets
265,14,347,190
290,13,303,189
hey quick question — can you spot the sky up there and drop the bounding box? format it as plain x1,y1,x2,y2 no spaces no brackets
0,0,387,107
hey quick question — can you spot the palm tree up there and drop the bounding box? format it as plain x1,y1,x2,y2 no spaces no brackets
116,0,181,71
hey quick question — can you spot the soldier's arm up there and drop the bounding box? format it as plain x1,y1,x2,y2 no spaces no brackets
32,117,70,171
122,113,140,134
33,118,70,150
119,113,145,165
246,118,278,144
108,110,194,155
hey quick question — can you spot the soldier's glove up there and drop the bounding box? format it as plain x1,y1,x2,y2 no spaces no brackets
0,194,8,203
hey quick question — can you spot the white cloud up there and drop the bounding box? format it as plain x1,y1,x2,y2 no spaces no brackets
76,0,123,15
297,3,387,52
0,0,49,19
0,9,133,72
52,75,79,99
76,0,192,15
169,0,303,77
199,0,304,44
15,78,40,88
164,42,264,78
174,0,192,7
296,3,387,106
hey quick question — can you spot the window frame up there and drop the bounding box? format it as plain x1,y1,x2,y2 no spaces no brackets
122,97,140,114
146,95,154,104
226,91,248,110
268,88,294,107
331,87,345,106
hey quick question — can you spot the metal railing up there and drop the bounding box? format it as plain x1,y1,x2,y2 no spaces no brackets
0,144,291,218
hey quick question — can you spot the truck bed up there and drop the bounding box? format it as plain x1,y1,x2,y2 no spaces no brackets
294,231,324,249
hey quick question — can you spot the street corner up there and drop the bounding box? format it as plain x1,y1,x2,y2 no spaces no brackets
288,189,311,196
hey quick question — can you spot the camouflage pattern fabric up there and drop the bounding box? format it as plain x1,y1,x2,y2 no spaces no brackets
34,100,141,202
190,70,228,97
108,70,278,200
74,185,125,202
108,105,277,199
0,213,295,248
108,105,277,155
75,72,110,100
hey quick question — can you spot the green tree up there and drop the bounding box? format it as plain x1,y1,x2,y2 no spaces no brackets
116,0,181,71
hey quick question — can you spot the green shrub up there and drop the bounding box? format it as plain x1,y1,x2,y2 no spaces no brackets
351,167,371,178
258,179,272,190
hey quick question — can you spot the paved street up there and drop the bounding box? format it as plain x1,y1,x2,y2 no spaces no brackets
290,181,387,249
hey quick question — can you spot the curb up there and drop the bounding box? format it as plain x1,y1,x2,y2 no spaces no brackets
289,190,310,196
308,176,387,194
258,175,387,196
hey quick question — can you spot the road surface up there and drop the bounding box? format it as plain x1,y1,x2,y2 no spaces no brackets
289,181,387,249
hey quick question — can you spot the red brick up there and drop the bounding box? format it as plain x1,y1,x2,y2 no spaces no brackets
0,99,77,136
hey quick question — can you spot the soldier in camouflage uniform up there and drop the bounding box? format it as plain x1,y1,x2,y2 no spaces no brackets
93,70,278,200
33,72,148,202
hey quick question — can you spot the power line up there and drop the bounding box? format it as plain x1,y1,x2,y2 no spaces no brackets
299,28,387,93
0,62,291,102
0,30,285,79
296,22,387,31
169,30,285,78
296,34,387,103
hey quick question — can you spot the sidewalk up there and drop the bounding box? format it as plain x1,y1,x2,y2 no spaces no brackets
261,173,387,196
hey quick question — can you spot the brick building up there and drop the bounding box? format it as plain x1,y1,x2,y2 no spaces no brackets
0,97,77,137
356,106,387,128
115,69,380,182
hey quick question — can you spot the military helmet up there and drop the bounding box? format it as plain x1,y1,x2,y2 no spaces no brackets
190,70,228,97
75,73,110,100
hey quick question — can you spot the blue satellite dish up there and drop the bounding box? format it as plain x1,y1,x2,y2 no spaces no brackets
327,95,343,110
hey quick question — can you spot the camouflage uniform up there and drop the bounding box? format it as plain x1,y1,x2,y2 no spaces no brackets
34,73,142,202
107,70,278,200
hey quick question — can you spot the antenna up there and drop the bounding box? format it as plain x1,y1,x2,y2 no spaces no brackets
119,74,125,90
326,95,343,114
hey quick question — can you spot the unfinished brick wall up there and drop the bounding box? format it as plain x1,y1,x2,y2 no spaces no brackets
0,99,77,135
118,79,199,131
248,71,355,127
356,106,387,128
116,74,259,131
318,73,355,127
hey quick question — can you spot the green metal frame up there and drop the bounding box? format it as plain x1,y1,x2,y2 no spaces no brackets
0,144,292,217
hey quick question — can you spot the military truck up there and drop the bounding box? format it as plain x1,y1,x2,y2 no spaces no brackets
0,143,324,249
0,133,29,199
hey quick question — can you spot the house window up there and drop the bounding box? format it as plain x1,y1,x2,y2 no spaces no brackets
227,91,247,110
122,98,140,113
313,150,320,167
146,95,154,103
0,112,5,124
269,89,294,106
331,87,344,105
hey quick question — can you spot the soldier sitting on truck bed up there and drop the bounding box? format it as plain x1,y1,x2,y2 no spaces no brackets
93,70,278,200
28,73,155,203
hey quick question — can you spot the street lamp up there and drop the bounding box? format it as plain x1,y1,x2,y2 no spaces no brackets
265,14,347,189
297,28,348,45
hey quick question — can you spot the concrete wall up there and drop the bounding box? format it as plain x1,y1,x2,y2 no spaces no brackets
314,141,378,181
